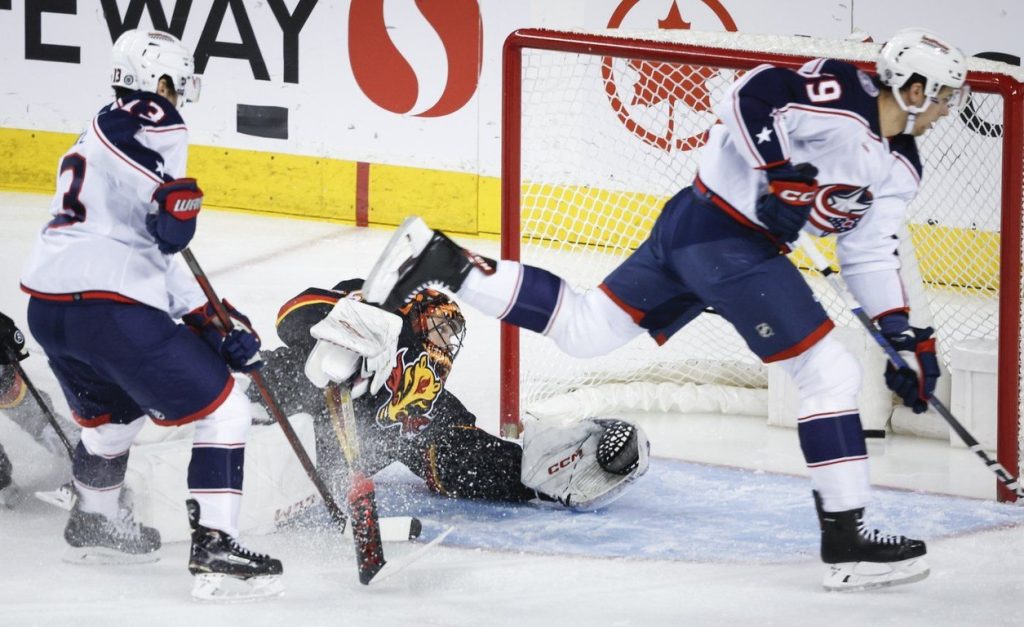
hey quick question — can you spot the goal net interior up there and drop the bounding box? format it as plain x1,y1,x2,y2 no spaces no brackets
499,28,1024,499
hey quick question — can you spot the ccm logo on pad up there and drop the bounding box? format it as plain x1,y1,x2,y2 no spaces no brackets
549,449,584,475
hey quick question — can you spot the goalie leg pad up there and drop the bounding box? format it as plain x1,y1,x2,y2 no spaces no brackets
521,418,650,510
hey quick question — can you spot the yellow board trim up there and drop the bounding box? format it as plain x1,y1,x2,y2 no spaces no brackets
0,127,1000,292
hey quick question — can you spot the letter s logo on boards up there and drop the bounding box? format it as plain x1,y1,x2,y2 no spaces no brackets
348,0,483,117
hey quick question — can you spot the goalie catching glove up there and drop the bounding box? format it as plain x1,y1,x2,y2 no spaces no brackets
183,300,262,372
304,295,402,397
879,312,939,414
521,417,650,510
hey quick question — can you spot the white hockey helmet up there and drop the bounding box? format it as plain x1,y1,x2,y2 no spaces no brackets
876,28,966,114
110,29,201,106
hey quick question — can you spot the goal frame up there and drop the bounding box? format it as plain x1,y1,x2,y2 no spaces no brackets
498,28,1024,501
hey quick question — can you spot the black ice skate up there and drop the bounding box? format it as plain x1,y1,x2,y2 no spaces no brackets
63,502,161,564
362,216,495,311
814,491,929,591
186,499,284,601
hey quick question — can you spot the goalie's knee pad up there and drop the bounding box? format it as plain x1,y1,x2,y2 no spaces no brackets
521,417,649,510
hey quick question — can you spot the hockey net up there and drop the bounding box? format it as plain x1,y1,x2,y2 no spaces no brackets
499,28,1024,500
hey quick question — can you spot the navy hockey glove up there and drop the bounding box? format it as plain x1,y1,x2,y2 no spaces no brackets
147,178,203,254
183,300,263,372
879,313,939,414
0,312,28,365
755,162,819,243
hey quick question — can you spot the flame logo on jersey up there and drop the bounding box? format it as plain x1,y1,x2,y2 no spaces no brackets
376,348,443,436
808,184,874,234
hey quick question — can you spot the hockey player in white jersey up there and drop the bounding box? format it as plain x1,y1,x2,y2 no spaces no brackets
355,28,966,591
19,30,281,601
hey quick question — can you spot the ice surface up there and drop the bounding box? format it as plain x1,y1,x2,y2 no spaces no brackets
2,193,1023,626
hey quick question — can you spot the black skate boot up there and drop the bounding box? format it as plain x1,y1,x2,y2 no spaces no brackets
362,216,496,311
63,501,161,564
814,491,928,591
186,499,284,601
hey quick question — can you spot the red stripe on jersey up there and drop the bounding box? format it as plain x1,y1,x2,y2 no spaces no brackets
598,283,645,325
72,411,113,428
763,319,835,363
21,284,141,304
693,176,792,253
275,293,342,327
156,376,235,426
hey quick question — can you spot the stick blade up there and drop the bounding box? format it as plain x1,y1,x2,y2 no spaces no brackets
347,471,386,584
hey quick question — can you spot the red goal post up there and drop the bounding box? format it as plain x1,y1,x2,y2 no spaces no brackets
499,28,1024,500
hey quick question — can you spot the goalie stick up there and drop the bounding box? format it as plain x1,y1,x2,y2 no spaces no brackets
2,347,74,460
796,232,1024,499
325,382,386,584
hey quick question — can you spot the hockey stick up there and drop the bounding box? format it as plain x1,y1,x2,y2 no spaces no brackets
324,382,387,584
2,348,74,460
178,249,355,531
796,232,1024,499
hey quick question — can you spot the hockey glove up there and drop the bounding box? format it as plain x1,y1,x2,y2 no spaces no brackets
879,313,939,414
183,300,263,372
754,162,819,243
0,312,28,365
147,178,203,255
307,296,402,397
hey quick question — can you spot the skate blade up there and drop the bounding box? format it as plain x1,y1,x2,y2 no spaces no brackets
362,216,433,305
34,485,76,511
191,573,285,603
369,525,454,585
62,545,160,565
823,557,930,592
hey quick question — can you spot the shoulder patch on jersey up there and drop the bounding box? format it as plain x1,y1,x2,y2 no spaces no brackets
857,70,879,97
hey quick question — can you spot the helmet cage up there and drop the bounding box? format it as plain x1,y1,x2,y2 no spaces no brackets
405,290,466,374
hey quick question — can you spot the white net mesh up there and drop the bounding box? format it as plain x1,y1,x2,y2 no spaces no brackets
507,29,1023,479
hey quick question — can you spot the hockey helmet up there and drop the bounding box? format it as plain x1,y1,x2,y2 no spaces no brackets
876,28,966,114
402,290,466,373
111,30,201,106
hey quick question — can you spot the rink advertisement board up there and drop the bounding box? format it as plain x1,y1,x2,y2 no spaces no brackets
0,0,1020,233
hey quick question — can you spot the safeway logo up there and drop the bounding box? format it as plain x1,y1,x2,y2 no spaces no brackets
349,0,483,117
603,0,738,152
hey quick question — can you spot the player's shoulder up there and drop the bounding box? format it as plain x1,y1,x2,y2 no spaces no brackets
792,58,880,125
887,134,924,179
275,286,346,350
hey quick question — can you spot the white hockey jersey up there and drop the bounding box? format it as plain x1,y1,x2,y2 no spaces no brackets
21,92,206,318
695,58,922,318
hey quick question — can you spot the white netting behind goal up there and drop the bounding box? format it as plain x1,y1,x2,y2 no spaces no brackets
504,29,1024,484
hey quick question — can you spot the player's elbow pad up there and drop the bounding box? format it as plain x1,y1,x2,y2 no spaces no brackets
147,178,203,255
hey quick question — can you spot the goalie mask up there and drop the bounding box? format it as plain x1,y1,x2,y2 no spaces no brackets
111,29,201,106
402,290,466,377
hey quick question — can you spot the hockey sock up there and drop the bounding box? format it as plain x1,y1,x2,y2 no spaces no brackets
187,387,250,537
73,441,127,518
461,261,565,333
